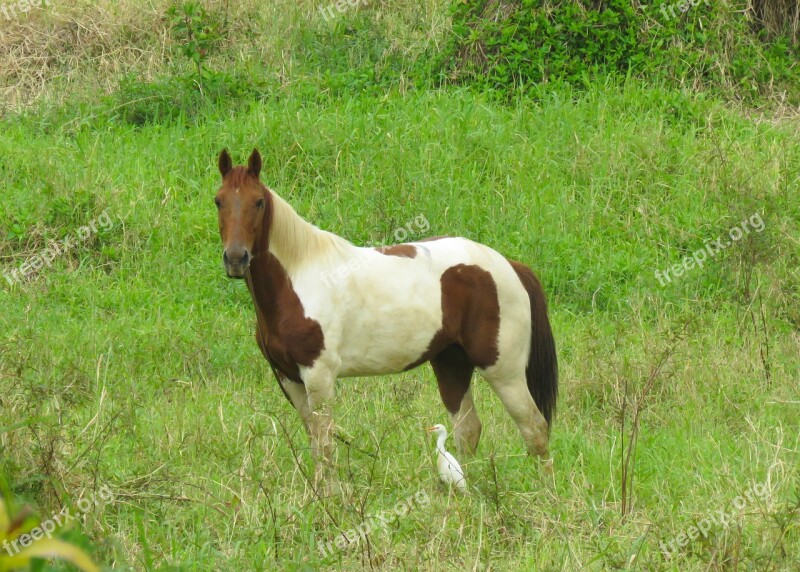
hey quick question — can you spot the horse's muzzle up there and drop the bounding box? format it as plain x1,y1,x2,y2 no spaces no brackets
223,248,250,279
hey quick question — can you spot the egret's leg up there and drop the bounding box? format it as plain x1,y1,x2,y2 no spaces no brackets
431,345,481,456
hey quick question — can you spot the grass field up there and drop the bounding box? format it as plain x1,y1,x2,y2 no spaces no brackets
1,2,800,571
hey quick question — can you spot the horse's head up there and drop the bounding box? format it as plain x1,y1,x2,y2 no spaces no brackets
215,149,270,278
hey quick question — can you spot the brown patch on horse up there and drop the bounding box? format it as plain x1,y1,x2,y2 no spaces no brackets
440,265,501,368
405,264,501,372
245,246,325,384
431,344,474,414
374,244,417,258
254,322,294,403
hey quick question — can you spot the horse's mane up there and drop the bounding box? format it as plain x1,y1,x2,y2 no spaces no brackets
268,189,351,269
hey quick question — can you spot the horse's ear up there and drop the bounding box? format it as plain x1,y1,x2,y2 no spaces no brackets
247,148,262,178
218,149,232,178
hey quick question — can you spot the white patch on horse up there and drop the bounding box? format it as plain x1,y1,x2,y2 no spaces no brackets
289,237,520,378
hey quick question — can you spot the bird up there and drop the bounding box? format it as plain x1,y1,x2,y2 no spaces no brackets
427,424,467,492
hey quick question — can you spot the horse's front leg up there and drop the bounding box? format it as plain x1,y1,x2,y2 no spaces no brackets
301,362,338,491
277,375,313,435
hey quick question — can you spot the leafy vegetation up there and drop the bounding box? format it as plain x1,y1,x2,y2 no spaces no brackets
440,0,800,102
165,1,224,94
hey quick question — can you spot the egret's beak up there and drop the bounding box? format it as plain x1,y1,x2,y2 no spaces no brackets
426,427,436,432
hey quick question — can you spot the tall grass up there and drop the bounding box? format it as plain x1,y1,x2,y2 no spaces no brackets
2,81,798,569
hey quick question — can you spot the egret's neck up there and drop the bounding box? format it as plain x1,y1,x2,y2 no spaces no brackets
436,432,448,453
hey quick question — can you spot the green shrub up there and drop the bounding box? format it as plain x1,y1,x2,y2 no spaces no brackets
438,0,800,102
109,69,274,126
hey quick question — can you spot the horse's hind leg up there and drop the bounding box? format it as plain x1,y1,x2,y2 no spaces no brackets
483,369,550,465
431,345,482,455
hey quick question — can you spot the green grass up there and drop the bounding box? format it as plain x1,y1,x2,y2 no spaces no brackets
1,79,799,570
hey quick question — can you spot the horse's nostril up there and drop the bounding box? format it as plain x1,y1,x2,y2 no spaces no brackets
223,249,249,268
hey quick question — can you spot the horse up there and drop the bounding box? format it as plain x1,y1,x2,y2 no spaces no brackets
214,149,558,486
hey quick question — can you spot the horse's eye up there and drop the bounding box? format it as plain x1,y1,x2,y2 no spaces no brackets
214,198,222,208
256,199,265,209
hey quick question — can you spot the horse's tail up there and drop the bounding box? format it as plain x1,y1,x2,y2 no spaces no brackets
508,261,558,429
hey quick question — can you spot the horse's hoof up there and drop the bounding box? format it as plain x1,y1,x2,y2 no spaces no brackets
540,456,554,479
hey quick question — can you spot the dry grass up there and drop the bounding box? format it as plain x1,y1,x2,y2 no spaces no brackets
751,0,800,41
1,1,169,109
0,0,450,111
0,0,310,109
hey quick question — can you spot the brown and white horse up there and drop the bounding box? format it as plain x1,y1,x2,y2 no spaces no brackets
214,149,558,485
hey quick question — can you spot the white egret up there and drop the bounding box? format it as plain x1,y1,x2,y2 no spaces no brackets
427,424,467,492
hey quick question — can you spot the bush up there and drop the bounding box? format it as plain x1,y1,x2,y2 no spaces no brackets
438,0,800,102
